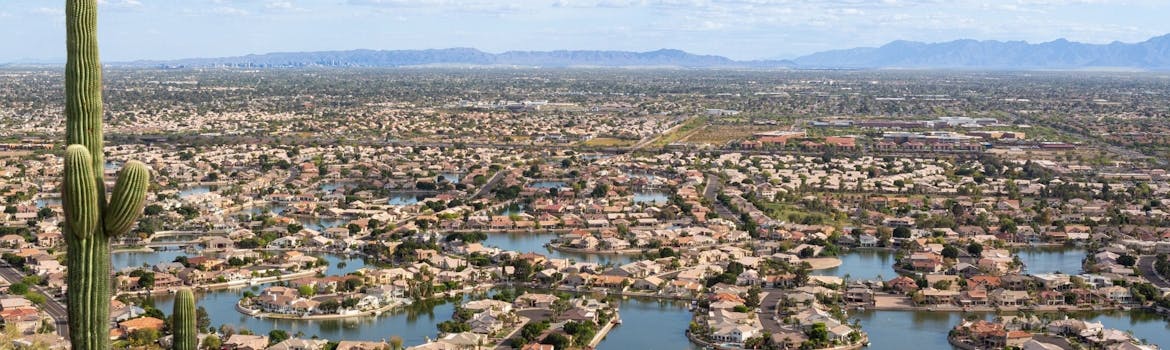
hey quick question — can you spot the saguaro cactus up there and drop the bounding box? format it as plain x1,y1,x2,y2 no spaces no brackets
63,0,152,349
172,288,198,350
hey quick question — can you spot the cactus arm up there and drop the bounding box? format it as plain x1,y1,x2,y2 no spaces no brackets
104,160,151,236
173,288,198,350
63,145,100,239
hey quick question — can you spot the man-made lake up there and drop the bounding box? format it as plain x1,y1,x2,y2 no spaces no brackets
854,309,1169,349
113,251,365,273
820,247,1088,281
388,195,421,206
320,183,346,193
301,217,349,232
114,250,188,271
814,249,898,281
1015,246,1087,275
482,232,636,265
440,173,462,184
236,204,288,217
36,198,62,208
529,181,567,189
150,285,697,349
496,204,528,216
179,186,211,198
124,241,1159,348
633,191,669,205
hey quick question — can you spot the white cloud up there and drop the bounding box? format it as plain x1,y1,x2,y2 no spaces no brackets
98,0,143,7
212,6,250,16
29,7,62,16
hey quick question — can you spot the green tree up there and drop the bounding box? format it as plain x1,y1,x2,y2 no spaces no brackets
1117,254,1137,267
966,242,983,257
268,330,290,346
201,334,221,350
8,283,28,295
128,329,161,346
941,245,959,259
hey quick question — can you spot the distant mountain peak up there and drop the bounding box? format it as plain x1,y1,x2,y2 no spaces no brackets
103,33,1170,70
122,48,791,69
794,34,1170,69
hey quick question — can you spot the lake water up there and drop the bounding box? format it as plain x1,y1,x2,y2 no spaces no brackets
180,186,211,198
440,173,463,184
600,297,701,350
820,247,1088,282
496,203,527,216
114,250,187,270
1015,246,1087,275
123,242,1155,349
35,198,61,208
854,309,1170,349
388,195,420,206
633,191,669,205
149,282,696,349
113,252,364,274
320,183,345,193
814,249,899,281
530,181,567,189
482,232,636,265
301,217,349,232
238,204,289,217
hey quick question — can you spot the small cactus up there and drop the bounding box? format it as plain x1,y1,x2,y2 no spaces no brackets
173,288,198,350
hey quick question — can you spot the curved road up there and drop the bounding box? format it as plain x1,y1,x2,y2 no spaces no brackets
1137,256,1170,289
0,265,68,338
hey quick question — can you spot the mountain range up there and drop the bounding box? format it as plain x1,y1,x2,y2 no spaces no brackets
92,34,1170,70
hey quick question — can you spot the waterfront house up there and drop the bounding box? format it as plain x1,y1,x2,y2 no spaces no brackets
223,334,269,350
920,288,958,305
959,288,988,306
632,276,665,291
1032,273,1072,291
267,338,328,350
1098,286,1133,304
118,317,165,337
463,299,513,314
428,332,488,349
846,287,875,305
335,341,390,350
887,276,919,294
909,252,943,273
989,289,1031,307
707,309,761,344
559,307,598,323
514,293,559,309
468,311,504,335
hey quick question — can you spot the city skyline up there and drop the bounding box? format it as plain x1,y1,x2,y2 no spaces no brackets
3,0,1170,62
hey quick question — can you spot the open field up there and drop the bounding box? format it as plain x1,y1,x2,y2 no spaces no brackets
680,124,777,145
580,137,637,147
649,116,708,147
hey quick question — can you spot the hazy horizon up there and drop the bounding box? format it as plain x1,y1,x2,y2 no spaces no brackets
3,0,1170,63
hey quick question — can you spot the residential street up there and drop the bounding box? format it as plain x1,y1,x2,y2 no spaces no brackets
0,265,69,338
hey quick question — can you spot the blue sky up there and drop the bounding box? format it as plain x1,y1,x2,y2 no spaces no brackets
3,0,1169,62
